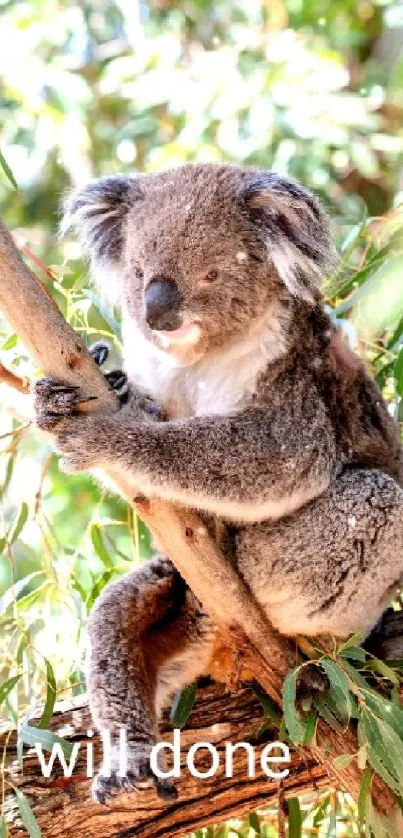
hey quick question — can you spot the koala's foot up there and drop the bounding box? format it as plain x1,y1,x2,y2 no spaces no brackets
296,663,328,705
92,743,178,804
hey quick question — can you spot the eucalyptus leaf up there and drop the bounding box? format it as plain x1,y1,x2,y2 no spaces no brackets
282,668,306,745
333,753,355,770
0,674,21,706
8,502,29,544
15,789,41,838
90,524,113,568
170,681,197,728
287,798,302,838
358,765,374,823
250,682,281,727
86,570,114,611
19,724,74,759
320,657,355,723
0,149,18,189
248,812,261,833
38,660,57,729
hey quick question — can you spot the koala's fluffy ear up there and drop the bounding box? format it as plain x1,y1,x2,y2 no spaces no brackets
241,173,335,304
61,174,144,305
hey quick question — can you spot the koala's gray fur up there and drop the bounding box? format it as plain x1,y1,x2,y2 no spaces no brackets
34,163,403,802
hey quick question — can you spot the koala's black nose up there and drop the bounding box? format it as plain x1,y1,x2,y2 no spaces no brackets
144,279,181,331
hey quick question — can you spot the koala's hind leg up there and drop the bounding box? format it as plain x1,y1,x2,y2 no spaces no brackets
87,556,213,803
237,469,403,641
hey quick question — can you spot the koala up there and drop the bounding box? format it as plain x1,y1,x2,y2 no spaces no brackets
33,163,403,803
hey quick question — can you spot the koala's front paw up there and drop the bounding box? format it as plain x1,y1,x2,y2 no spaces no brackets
92,744,178,804
33,378,102,473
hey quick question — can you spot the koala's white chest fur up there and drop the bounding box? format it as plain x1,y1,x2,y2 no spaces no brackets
122,308,287,419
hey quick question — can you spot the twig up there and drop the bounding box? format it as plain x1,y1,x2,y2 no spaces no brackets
0,360,29,393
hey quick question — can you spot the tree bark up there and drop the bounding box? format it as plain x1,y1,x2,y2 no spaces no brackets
2,686,330,838
0,217,397,830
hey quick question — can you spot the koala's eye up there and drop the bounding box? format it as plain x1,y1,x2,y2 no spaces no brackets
134,267,144,280
204,269,218,282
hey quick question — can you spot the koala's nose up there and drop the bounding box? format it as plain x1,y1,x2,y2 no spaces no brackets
144,279,181,331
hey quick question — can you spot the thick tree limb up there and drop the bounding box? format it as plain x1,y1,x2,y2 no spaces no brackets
3,686,331,837
0,217,396,822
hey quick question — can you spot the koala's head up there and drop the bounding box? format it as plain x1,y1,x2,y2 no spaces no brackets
62,163,334,365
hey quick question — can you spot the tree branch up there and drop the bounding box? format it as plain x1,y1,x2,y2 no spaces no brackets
3,687,330,838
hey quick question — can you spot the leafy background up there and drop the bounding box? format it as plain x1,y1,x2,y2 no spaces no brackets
1,0,403,835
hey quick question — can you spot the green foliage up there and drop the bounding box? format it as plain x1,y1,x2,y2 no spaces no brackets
282,643,403,836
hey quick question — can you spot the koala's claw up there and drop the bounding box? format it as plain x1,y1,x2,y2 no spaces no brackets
92,759,177,805
106,369,128,396
89,341,129,404
90,340,110,367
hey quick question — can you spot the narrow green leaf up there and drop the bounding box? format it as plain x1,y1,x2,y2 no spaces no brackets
357,745,367,771
320,657,355,722
283,668,306,745
0,149,18,189
358,767,372,826
303,711,317,745
314,696,343,731
313,794,331,828
287,798,302,838
387,313,403,350
366,744,402,798
395,347,403,397
0,674,21,705
333,753,355,770
361,709,403,788
340,218,367,256
90,524,113,568
38,660,57,729
364,690,403,740
19,724,73,758
83,289,122,339
0,816,7,837
248,812,261,833
0,571,45,615
8,502,29,544
170,682,197,728
15,789,41,838
338,632,365,653
250,683,281,727
364,658,399,687
339,646,366,662
86,570,113,611
1,333,18,351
